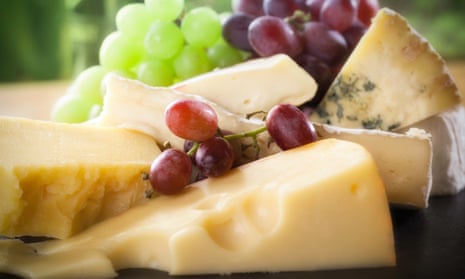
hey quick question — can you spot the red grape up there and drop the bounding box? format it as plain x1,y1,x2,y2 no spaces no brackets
149,149,193,195
232,0,264,16
222,13,255,51
195,137,234,177
357,0,379,27
248,16,302,57
320,0,356,32
165,99,218,142
306,0,325,21
295,54,333,106
343,20,367,50
301,21,348,65
266,104,318,150
263,0,306,18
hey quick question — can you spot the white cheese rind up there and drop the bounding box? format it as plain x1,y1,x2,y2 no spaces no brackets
315,123,432,208
172,54,317,114
397,105,465,195
310,8,461,130
0,139,395,277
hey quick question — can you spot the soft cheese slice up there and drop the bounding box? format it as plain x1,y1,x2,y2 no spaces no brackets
0,139,395,278
98,74,279,158
311,8,461,130
0,117,160,239
315,123,432,208
397,105,465,195
172,54,317,115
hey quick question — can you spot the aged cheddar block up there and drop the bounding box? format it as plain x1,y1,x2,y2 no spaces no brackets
0,139,395,278
0,117,160,239
315,123,432,208
311,8,461,130
172,54,317,115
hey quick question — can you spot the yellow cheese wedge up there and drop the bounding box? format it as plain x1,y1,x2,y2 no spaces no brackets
0,139,395,278
0,117,160,239
311,8,461,130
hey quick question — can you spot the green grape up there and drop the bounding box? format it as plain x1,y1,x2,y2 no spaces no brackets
173,45,211,80
181,7,221,47
137,59,175,86
145,0,184,21
207,42,244,69
99,32,143,71
116,3,154,42
68,65,106,105
51,94,97,123
144,20,184,60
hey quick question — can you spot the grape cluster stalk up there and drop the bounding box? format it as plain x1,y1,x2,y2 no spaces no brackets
223,0,379,107
148,99,318,195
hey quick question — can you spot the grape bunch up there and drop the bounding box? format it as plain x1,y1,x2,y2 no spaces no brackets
223,0,379,106
52,0,246,124
148,99,318,195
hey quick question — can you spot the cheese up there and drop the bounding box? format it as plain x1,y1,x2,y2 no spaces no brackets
0,139,395,277
172,54,317,115
311,8,461,130
315,123,432,208
0,117,160,239
397,105,465,195
97,74,280,158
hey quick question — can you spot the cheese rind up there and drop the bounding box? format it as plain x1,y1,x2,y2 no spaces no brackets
0,117,160,239
311,8,461,130
315,123,432,208
172,54,317,115
0,139,395,277
397,105,465,195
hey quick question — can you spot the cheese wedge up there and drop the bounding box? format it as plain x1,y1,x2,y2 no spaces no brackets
172,54,317,115
97,74,280,158
0,139,395,278
311,8,461,130
315,123,432,208
397,105,465,195
0,117,160,239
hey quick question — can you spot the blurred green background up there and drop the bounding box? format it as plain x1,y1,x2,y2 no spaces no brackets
0,0,464,82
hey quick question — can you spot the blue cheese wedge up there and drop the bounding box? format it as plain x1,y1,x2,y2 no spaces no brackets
397,105,465,195
310,8,461,130
315,123,432,208
0,139,395,278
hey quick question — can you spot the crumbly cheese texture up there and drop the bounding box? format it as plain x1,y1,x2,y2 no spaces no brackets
0,139,395,278
172,54,316,115
397,105,465,195
315,123,432,208
311,8,461,130
0,117,160,239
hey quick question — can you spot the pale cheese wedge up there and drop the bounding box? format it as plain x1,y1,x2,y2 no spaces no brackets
311,8,461,130
0,117,160,239
397,105,465,195
315,123,432,208
97,74,280,159
0,139,395,278
172,54,317,115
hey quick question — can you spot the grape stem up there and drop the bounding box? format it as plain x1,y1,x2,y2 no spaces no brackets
187,141,200,157
223,126,267,140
